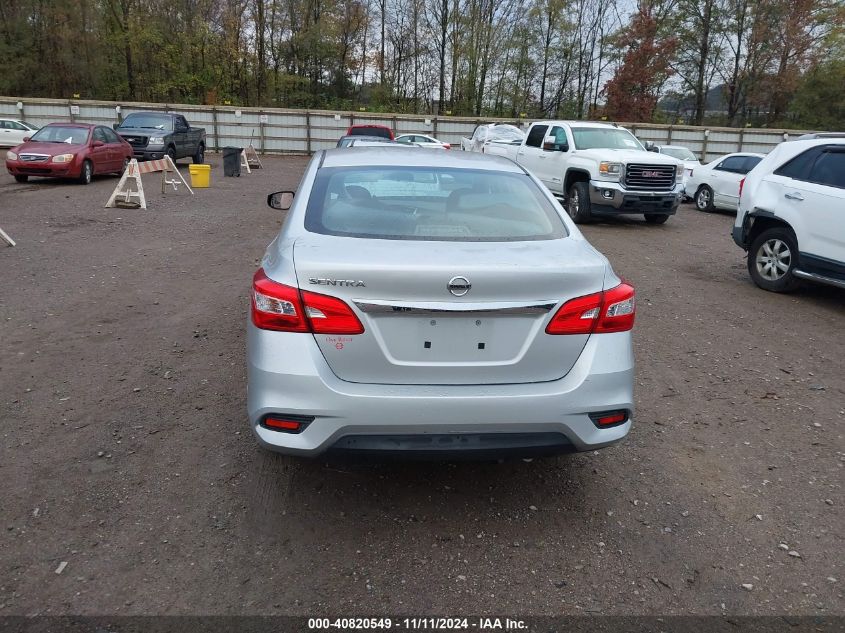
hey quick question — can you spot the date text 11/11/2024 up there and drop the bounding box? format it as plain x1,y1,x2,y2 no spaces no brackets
307,618,528,631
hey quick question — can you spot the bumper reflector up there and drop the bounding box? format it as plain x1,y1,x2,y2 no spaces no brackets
261,415,314,433
589,410,630,428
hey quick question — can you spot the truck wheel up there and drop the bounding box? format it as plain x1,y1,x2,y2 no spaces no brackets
167,146,176,163
566,182,593,224
192,144,205,164
695,185,714,212
645,214,669,224
14,175,28,183
747,227,801,293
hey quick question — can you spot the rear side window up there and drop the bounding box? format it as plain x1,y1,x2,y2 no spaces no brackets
775,149,818,180
525,125,548,148
741,156,762,173
306,166,567,242
716,156,747,172
809,151,845,188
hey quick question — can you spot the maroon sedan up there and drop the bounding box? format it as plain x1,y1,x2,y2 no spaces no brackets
5,123,133,184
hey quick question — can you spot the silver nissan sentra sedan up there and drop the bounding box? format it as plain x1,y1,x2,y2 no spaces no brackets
247,147,635,458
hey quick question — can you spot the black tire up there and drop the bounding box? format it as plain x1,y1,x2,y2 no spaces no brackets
166,146,176,163
14,175,28,183
192,143,205,164
694,185,715,212
566,181,593,224
747,227,801,293
78,160,93,185
644,214,670,224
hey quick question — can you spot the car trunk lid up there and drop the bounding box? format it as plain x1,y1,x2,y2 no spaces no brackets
290,235,608,385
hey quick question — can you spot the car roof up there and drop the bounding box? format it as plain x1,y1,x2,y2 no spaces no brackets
43,122,96,129
320,146,523,171
532,120,620,129
661,145,692,150
339,135,392,142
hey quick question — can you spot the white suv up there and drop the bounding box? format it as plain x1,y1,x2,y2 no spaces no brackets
733,135,845,292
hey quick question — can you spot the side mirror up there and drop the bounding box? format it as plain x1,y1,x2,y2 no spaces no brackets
267,191,294,210
23,136,30,142
93,140,105,147
113,123,120,130
542,135,568,152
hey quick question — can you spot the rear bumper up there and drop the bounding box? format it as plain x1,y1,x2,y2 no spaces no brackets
589,180,682,215
247,324,634,457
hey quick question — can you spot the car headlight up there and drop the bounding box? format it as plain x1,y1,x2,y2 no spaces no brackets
599,161,622,177
148,137,165,145
52,153,75,163
6,151,17,160
675,167,684,182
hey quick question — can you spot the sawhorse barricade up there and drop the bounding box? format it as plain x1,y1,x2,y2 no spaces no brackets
105,156,193,210
0,226,15,247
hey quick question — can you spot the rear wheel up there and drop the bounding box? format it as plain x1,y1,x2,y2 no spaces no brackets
566,181,593,224
78,160,93,185
695,185,714,212
14,175,28,183
644,214,669,224
192,143,205,164
748,227,801,293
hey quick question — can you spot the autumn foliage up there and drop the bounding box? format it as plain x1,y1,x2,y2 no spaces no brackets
603,7,678,121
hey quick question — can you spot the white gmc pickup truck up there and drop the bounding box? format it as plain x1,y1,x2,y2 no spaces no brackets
486,120,684,224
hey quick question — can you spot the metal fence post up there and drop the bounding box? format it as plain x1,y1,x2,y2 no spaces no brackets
212,107,219,152
306,111,312,154
259,111,266,155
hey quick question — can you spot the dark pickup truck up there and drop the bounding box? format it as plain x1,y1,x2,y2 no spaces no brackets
114,112,206,163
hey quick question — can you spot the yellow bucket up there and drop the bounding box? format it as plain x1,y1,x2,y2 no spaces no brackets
188,164,211,188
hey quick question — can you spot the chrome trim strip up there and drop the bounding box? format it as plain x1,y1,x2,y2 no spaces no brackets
793,269,845,290
354,300,557,315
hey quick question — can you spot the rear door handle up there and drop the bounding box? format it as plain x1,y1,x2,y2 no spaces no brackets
785,192,804,201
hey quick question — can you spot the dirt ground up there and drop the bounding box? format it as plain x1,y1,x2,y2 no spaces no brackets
0,155,842,617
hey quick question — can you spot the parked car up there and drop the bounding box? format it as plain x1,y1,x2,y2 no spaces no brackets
733,135,845,292
461,123,525,153
346,124,394,140
396,134,451,149
687,152,764,213
5,123,133,184
336,135,396,148
114,112,206,163
497,121,684,224
0,119,40,147
649,145,700,197
248,147,635,458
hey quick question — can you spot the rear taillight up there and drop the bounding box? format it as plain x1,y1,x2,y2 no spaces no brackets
252,269,309,332
738,177,745,199
251,268,364,334
545,283,635,335
443,143,451,150
301,289,365,334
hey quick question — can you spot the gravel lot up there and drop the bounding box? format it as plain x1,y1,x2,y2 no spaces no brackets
0,155,842,617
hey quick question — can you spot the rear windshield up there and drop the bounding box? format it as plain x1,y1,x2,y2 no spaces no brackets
305,166,567,241
662,147,697,161
348,126,391,139
31,126,90,144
